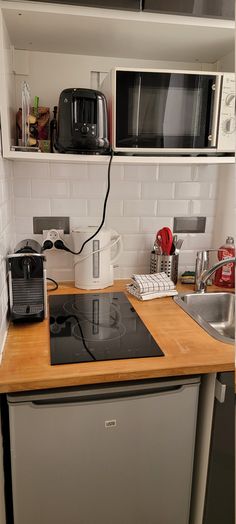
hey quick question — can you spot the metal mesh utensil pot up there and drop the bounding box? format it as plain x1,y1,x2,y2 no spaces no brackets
150,253,179,284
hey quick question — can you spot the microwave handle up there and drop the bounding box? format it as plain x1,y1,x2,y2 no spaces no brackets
208,76,221,148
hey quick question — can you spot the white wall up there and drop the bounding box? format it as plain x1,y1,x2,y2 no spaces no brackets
0,156,13,356
0,155,13,524
12,160,219,282
13,49,213,112
213,164,235,247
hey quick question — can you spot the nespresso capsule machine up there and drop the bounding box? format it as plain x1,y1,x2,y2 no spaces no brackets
8,239,47,322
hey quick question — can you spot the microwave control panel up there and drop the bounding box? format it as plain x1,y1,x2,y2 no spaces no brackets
218,74,235,151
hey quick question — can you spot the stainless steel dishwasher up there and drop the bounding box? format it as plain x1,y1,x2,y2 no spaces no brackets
8,376,200,524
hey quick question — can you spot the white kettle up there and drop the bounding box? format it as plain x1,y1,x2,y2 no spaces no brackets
72,227,122,290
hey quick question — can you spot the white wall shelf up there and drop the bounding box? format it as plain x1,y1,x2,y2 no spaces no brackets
5,151,235,165
0,2,234,164
1,1,234,62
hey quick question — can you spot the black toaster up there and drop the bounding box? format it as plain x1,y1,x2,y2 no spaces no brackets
55,88,109,154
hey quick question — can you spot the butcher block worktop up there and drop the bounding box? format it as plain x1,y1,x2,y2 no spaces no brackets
0,281,234,393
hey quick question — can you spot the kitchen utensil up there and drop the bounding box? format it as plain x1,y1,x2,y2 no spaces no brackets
170,234,178,255
153,240,162,255
156,227,173,255
175,238,184,255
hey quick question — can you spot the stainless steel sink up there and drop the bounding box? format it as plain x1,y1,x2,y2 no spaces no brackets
174,292,235,345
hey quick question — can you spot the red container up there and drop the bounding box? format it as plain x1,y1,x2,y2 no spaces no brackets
214,236,235,288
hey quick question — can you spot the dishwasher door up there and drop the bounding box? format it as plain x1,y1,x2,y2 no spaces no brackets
8,377,200,524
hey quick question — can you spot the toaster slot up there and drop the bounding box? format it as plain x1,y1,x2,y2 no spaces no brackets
73,97,97,125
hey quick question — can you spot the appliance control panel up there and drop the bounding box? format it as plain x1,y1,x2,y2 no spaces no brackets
218,74,235,151
74,123,97,137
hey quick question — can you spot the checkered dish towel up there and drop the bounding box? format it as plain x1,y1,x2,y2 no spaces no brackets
127,272,178,301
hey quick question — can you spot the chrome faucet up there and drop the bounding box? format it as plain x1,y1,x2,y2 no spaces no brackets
195,249,236,293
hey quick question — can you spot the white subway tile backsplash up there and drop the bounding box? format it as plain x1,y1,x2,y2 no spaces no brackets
174,182,211,199
31,179,69,198
50,162,88,180
14,197,51,217
141,182,173,199
88,164,110,182
158,165,192,182
179,250,197,265
118,251,139,267
188,234,213,250
106,217,139,233
70,180,106,198
123,234,153,251
47,268,75,282
7,159,220,288
109,164,124,180
88,199,123,217
158,200,189,216
138,250,151,267
209,183,218,199
13,161,50,178
124,200,156,217
46,250,73,269
205,217,215,233
14,217,34,234
124,165,158,181
51,198,87,216
191,199,217,216
13,178,31,198
140,217,173,233
195,165,219,182
109,181,141,199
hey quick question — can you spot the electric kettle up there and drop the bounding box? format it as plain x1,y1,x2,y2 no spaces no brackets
72,227,122,289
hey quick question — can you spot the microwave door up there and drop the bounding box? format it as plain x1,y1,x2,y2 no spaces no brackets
154,73,218,150
116,71,218,151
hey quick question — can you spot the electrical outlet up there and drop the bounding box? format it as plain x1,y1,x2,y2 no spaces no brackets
43,229,64,247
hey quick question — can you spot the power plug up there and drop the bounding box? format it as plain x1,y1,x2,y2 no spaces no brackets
43,229,64,249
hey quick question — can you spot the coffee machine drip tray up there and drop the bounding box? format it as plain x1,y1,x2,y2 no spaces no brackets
49,292,164,365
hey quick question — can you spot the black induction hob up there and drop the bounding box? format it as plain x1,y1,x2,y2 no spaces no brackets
49,292,164,365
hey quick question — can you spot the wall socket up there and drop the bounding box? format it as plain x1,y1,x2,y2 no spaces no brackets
33,216,70,234
43,229,64,245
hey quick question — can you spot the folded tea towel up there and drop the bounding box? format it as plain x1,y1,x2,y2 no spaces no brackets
127,283,178,301
126,272,178,301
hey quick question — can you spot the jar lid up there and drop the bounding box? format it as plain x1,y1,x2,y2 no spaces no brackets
226,236,234,244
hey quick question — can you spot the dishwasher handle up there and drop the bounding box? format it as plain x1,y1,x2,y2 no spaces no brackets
31,385,184,406
7,377,200,406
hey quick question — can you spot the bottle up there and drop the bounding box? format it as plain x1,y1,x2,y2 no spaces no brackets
214,236,235,288
50,106,57,153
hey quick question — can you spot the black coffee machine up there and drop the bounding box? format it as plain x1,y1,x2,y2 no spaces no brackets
8,240,47,323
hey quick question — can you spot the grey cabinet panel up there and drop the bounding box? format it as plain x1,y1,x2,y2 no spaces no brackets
143,0,235,20
8,379,199,524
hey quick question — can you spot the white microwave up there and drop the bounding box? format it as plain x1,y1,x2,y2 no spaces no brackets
102,68,235,154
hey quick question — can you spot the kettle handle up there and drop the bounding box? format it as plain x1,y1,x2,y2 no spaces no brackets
110,230,122,264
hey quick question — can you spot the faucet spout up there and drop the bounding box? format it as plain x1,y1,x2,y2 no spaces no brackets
196,256,236,293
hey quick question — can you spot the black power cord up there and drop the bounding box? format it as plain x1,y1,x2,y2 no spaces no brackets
54,150,114,255
47,277,58,291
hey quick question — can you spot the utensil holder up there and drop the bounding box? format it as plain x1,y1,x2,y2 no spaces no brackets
150,253,179,284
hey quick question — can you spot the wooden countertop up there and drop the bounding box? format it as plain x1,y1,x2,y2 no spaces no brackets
0,281,234,393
